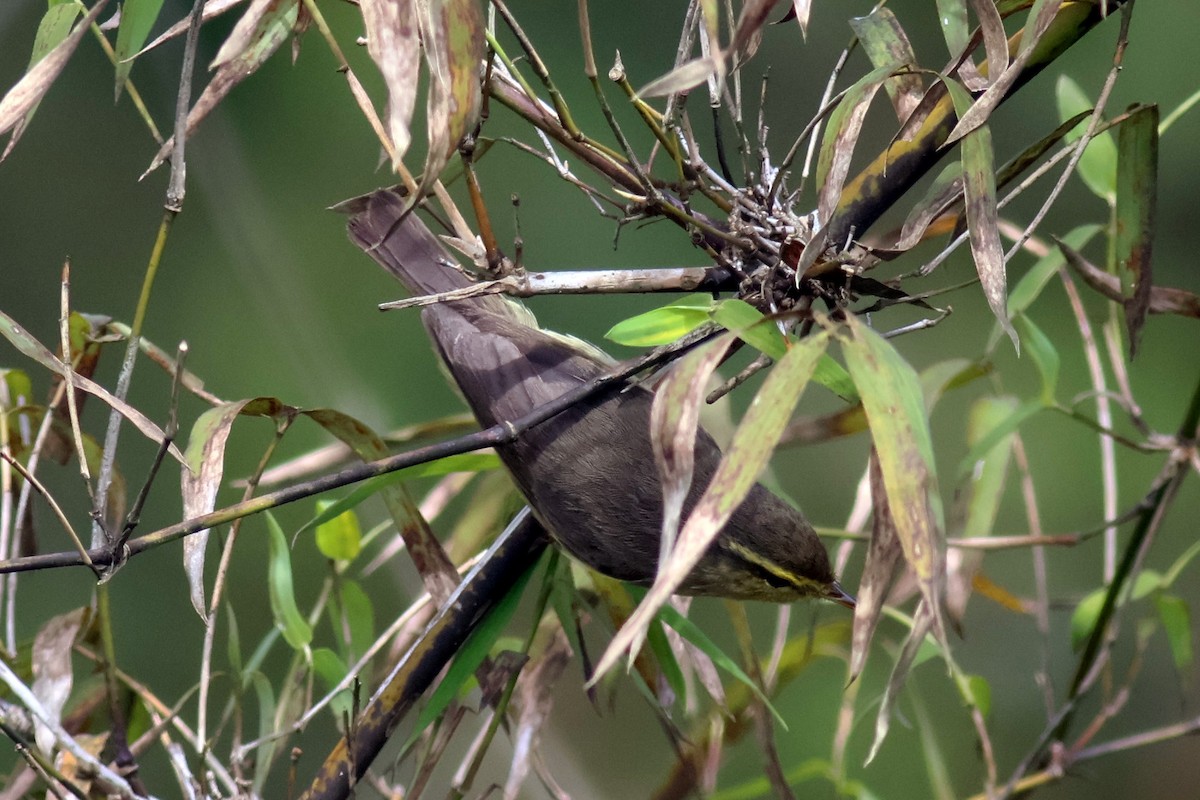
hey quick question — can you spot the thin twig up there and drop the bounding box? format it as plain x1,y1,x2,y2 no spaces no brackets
0,659,150,800
0,452,95,576
57,261,90,484
118,341,189,550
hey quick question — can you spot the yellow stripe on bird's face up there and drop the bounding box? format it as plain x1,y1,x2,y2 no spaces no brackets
724,540,833,601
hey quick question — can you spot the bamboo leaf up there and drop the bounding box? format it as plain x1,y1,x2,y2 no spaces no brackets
1055,75,1117,203
113,0,166,98
314,501,362,562
1114,104,1158,355
265,511,313,651
945,78,1015,348
840,316,944,622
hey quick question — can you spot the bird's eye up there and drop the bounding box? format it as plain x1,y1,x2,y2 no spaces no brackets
745,560,796,590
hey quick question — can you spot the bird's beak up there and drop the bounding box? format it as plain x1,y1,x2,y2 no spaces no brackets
826,581,857,610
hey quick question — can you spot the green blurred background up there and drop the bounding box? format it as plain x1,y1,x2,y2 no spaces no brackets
1,1,1198,797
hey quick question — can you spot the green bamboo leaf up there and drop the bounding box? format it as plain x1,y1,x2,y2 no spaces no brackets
249,671,278,795
919,359,988,414
710,299,786,359
314,500,362,562
912,688,955,800
406,555,536,747
225,602,243,684
935,0,969,57
961,672,992,718
1071,571,1162,651
338,579,375,663
962,396,1019,539
956,399,1041,478
606,297,712,347
644,619,687,705
113,0,165,98
1,368,32,408
311,647,353,725
1155,594,1193,674
299,451,501,536
1055,75,1117,203
813,355,859,404
30,2,81,65
1015,314,1059,405
840,316,943,612
656,604,786,727
1114,104,1158,355
265,512,313,651
1162,539,1200,590
1007,224,1101,318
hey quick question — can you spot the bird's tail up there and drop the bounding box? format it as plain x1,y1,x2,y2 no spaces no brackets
341,189,505,308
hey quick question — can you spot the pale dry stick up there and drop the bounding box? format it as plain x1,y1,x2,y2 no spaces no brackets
0,453,93,575
5,739,72,800
973,714,1200,800
5,374,73,653
123,693,205,799
58,262,90,485
407,705,468,799
821,528,1086,551
231,565,475,758
0,659,151,800
917,117,1099,279
677,111,739,197
998,221,1121,589
726,600,795,800
92,0,209,553
949,533,1077,550
767,42,854,209
1002,4,1131,265
103,322,224,407
73,643,238,797
999,449,1195,798
378,266,723,312
250,415,476,488
576,0,673,202
493,129,625,215
1057,250,1118,582
0,325,721,577
763,604,791,691
118,342,188,547
998,8,1136,580
162,742,198,800
1102,322,1147,433
658,0,702,132
829,461,872,785
969,704,999,799
0,379,14,658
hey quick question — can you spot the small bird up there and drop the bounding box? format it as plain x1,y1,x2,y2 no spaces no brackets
346,189,852,607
